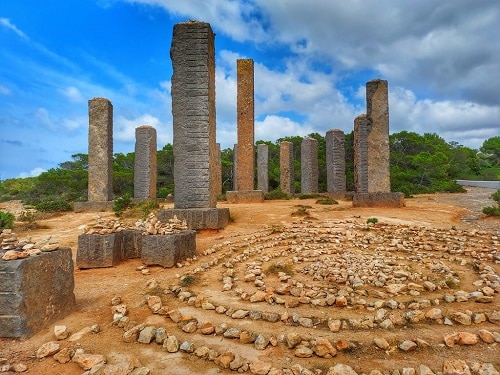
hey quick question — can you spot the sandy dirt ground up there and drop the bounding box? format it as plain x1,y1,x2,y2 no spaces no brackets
0,187,498,374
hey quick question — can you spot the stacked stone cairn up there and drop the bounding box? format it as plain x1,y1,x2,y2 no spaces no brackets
1,229,60,261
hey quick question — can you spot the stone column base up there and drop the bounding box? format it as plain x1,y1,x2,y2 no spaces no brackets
352,192,405,207
77,233,123,269
226,190,264,203
141,231,196,267
158,208,230,230
0,248,76,338
74,201,114,213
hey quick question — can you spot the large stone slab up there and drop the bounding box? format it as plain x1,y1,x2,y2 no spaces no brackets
141,231,196,268
226,190,264,204
352,192,405,207
122,229,142,259
73,201,114,213
0,247,76,338
158,208,230,230
76,233,123,269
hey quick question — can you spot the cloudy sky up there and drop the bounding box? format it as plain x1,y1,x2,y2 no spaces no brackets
0,1,499,180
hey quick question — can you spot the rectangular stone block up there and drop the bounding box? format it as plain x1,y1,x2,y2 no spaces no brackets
141,231,196,268
0,248,76,338
158,208,230,230
122,229,142,259
226,190,264,204
76,233,123,269
352,192,405,207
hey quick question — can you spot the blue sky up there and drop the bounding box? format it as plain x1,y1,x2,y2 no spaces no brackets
1,0,499,180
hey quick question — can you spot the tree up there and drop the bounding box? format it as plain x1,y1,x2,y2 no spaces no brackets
480,136,500,166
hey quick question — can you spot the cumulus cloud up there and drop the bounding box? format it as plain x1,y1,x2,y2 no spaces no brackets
19,167,46,178
59,86,84,102
114,113,163,143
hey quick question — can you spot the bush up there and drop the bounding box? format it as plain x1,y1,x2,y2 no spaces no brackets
482,206,500,216
35,200,72,212
0,211,15,230
113,193,132,217
265,190,290,200
367,217,378,224
316,197,338,205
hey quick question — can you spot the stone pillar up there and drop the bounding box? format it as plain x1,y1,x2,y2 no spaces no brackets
301,137,318,194
214,143,222,196
366,79,390,193
171,21,217,209
158,20,229,229
134,125,157,200
236,58,255,191
354,115,369,193
326,129,346,196
257,143,269,193
88,97,113,202
280,141,294,195
233,144,238,191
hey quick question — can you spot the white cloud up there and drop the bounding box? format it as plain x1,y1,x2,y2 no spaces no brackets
0,18,28,39
59,86,84,102
19,167,46,178
256,115,314,142
0,84,11,95
114,113,163,143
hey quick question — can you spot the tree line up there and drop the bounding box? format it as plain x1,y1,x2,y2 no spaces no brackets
0,132,498,205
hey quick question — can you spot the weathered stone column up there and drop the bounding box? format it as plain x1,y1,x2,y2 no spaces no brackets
354,115,369,193
214,143,222,196
366,79,390,193
88,97,113,202
171,21,217,209
158,20,229,229
280,141,294,195
301,137,318,194
233,144,238,191
326,129,346,196
134,125,157,200
236,59,255,191
257,143,269,193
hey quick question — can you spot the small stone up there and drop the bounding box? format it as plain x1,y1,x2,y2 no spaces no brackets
326,363,359,375
36,341,61,358
451,312,472,325
146,295,162,313
294,346,313,358
200,322,215,335
249,361,272,375
163,335,179,352
179,341,194,353
442,359,471,375
254,334,269,350
11,363,28,372
214,352,235,369
232,309,249,319
54,325,69,340
138,326,156,344
328,319,342,332
399,340,417,352
240,330,257,344
457,332,478,345
224,327,241,339
54,347,75,364
72,352,106,371
478,329,495,344
312,337,337,358
374,337,390,350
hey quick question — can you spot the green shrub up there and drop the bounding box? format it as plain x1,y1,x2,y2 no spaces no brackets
265,189,290,200
113,193,132,217
482,206,500,216
298,193,321,199
35,200,72,212
492,190,500,203
367,217,378,224
180,275,197,287
316,197,338,205
0,211,15,230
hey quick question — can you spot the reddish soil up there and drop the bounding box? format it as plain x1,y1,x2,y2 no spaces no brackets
0,187,498,374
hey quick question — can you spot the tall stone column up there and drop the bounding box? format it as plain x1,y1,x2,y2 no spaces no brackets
326,129,346,196
170,21,217,209
232,144,238,191
158,20,230,229
301,137,318,194
354,115,369,193
257,143,269,193
134,125,157,200
280,141,294,195
236,58,255,191
88,97,113,202
366,79,390,193
214,143,222,196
